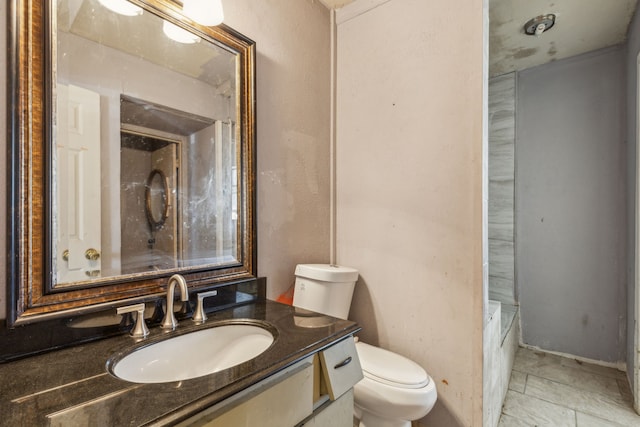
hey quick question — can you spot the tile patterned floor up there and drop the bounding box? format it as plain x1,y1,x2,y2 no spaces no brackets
498,347,640,427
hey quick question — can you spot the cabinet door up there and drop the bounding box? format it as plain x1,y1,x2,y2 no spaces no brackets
179,359,313,427
319,336,363,400
301,390,354,427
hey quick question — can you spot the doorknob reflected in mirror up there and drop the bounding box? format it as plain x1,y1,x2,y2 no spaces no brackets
85,248,100,261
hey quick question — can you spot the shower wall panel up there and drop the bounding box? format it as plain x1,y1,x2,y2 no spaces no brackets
489,73,516,305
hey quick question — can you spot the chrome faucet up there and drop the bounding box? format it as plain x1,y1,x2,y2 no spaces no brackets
161,274,189,330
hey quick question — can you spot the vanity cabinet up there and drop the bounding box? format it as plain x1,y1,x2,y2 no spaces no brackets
179,336,362,427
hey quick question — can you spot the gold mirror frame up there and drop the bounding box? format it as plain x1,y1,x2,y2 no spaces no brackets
7,0,256,325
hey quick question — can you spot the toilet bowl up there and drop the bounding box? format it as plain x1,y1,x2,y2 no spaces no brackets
354,342,437,427
292,264,438,427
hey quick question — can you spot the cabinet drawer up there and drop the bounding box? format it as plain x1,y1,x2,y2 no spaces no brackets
318,336,363,400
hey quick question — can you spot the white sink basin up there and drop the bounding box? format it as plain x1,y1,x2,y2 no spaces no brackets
110,323,274,383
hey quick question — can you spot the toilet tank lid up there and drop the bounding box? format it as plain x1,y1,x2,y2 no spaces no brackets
295,264,359,282
356,342,429,389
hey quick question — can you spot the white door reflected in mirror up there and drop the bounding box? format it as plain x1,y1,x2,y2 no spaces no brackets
56,84,102,283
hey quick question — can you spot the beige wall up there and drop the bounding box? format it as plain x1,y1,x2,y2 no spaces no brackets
0,0,332,316
223,1,333,298
336,0,484,425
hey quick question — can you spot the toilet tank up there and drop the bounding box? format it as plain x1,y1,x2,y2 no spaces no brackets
293,264,359,320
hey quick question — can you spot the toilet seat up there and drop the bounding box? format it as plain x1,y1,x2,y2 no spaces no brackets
356,342,429,389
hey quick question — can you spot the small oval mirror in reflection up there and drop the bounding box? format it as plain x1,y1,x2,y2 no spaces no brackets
145,169,169,231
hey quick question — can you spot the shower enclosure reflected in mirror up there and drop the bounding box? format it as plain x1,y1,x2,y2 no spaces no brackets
117,96,238,277
8,0,255,325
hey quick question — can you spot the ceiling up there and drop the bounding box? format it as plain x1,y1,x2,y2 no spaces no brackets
490,0,638,76
58,0,234,89
321,0,639,78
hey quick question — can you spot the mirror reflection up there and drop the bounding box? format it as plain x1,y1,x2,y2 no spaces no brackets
54,0,240,286
145,168,169,232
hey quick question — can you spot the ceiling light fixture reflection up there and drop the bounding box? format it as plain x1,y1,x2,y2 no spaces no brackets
183,0,224,26
162,21,201,44
97,0,143,16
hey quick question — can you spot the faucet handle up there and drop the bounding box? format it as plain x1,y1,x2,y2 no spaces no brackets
192,290,219,323
117,303,149,338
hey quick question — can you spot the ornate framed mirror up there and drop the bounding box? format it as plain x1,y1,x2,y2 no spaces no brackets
7,0,256,325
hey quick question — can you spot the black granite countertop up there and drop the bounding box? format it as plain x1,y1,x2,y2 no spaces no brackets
0,300,359,426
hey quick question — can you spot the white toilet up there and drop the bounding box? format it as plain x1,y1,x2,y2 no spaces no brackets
293,264,437,427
